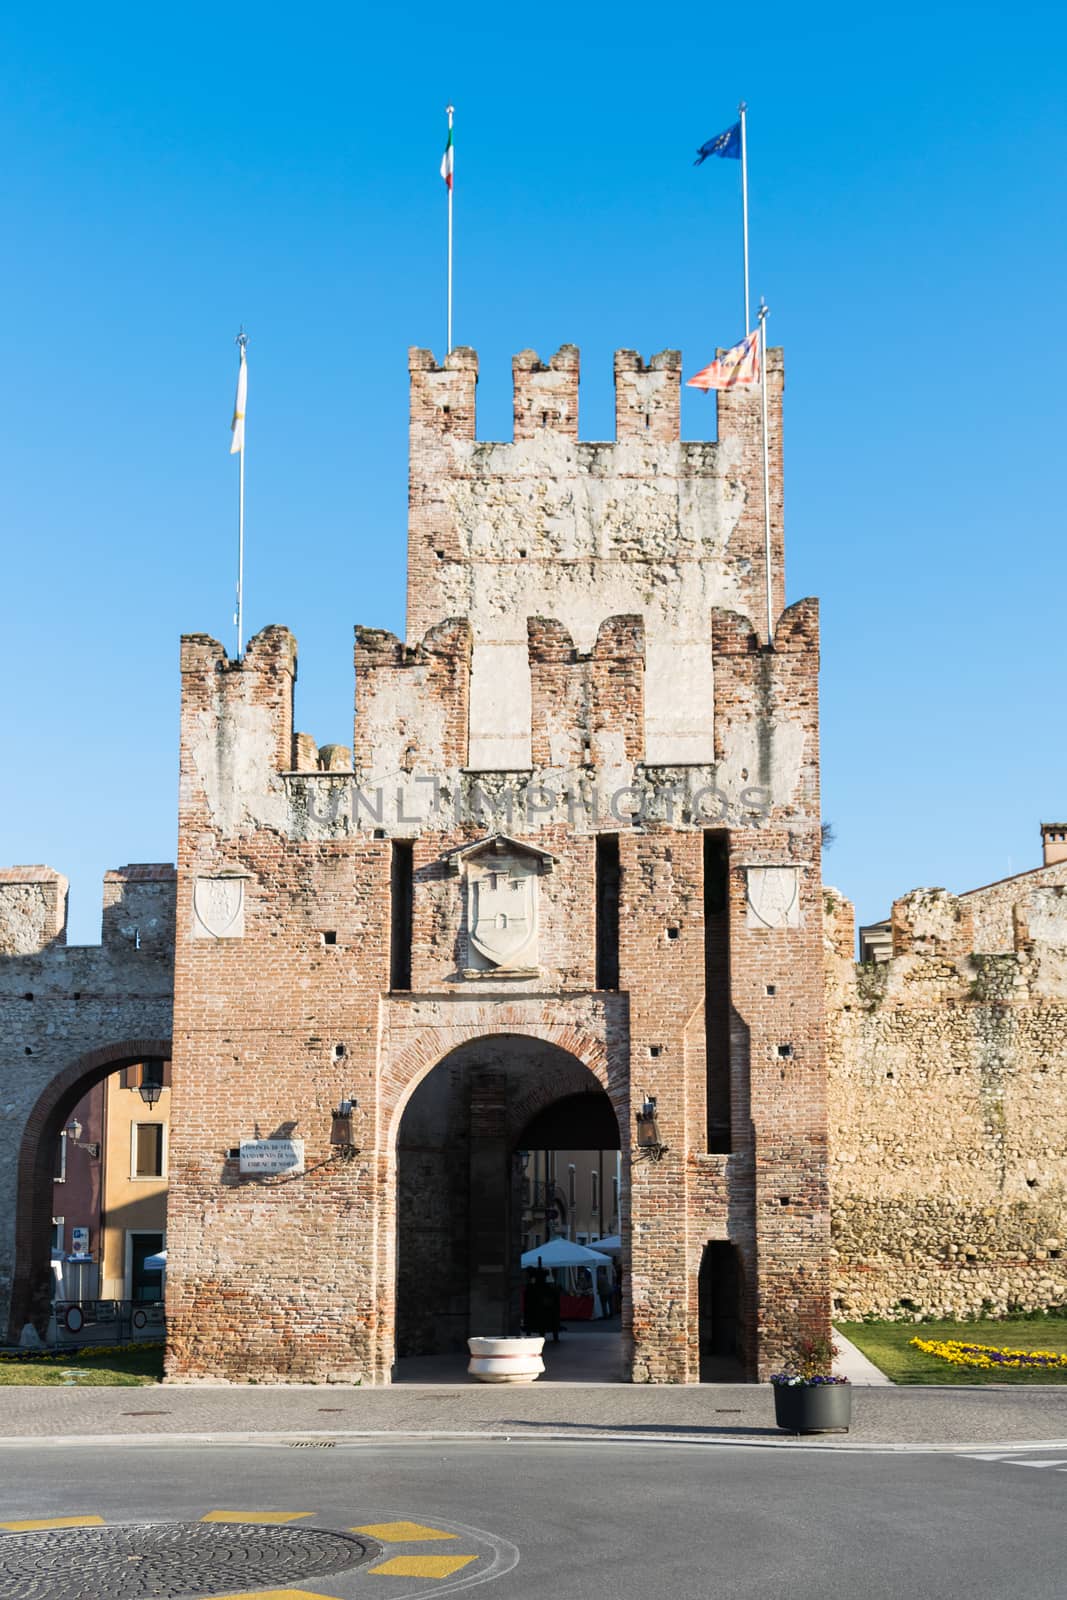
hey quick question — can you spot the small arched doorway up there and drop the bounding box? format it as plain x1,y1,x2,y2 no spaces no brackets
9,1038,172,1341
394,1033,623,1379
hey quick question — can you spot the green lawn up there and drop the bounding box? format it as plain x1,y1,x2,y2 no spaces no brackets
0,1344,164,1386
838,1317,1067,1384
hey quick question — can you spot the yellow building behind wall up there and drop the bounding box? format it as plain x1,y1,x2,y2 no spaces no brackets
99,1061,169,1302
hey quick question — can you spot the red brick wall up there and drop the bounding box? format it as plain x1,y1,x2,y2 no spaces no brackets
163,343,826,1386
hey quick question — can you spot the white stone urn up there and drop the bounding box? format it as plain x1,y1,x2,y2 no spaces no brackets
467,1335,545,1383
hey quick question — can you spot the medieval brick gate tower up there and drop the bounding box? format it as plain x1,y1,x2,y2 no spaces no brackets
165,342,829,1384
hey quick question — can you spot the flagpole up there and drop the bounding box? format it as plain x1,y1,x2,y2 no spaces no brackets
758,299,773,643
235,330,247,658
739,101,750,334
446,104,454,355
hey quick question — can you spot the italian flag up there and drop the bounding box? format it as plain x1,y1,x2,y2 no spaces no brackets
440,125,454,190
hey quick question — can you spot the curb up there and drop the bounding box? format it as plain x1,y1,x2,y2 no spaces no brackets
2,1428,1067,1455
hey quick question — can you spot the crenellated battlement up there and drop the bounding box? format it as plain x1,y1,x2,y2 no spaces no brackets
0,863,175,959
512,345,580,439
407,342,777,449
407,342,788,766
613,349,682,443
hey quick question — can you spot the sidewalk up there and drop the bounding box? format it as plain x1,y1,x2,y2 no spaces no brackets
833,1329,893,1386
2,1378,1066,1449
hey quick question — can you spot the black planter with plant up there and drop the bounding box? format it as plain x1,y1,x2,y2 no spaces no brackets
771,1336,852,1434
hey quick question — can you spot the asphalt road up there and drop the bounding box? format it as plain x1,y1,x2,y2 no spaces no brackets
0,1438,1064,1600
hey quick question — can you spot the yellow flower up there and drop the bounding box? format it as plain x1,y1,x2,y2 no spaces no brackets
910,1336,1067,1371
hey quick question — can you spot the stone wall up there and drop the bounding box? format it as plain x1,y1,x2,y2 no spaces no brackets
961,859,1067,953
0,866,175,1338
826,884,1067,1320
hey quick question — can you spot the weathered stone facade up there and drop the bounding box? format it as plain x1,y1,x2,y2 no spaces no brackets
827,882,1067,1319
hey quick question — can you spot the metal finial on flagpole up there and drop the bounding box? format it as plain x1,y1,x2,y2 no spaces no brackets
446,105,455,356
234,328,248,659
758,298,773,644
739,101,750,335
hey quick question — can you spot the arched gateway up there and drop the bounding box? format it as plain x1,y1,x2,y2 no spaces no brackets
389,1030,625,1373
10,1037,174,1335
0,864,175,1343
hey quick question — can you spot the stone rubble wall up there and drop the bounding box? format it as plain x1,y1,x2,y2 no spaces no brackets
826,884,1067,1320
961,858,1067,953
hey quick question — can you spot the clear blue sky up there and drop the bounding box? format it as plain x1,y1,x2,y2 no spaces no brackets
1,2,1064,943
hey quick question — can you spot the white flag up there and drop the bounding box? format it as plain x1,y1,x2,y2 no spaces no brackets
230,346,247,455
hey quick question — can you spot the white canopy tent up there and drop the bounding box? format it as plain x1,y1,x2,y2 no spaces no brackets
521,1237,614,1319
588,1234,622,1255
521,1238,611,1270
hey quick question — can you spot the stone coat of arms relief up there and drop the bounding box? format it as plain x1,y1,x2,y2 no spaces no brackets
744,865,801,930
192,873,249,939
447,834,557,976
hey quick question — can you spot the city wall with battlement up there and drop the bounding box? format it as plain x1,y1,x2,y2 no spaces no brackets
826,882,1067,1319
0,866,175,1336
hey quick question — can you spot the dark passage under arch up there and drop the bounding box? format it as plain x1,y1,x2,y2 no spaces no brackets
395,1035,620,1365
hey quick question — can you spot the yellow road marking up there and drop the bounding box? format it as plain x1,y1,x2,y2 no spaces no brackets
200,1510,314,1524
371,1554,478,1578
354,1521,457,1542
212,1592,344,1600
0,1516,105,1530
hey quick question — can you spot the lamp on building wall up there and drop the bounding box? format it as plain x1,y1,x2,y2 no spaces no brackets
634,1096,668,1163
138,1080,163,1107
64,1120,100,1160
330,1097,360,1161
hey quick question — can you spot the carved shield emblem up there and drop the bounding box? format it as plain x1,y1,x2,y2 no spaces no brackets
745,866,800,930
469,859,538,968
192,875,245,939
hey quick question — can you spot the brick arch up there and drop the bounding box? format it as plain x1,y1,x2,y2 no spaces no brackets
9,1037,172,1340
382,1022,618,1151
373,1020,627,1379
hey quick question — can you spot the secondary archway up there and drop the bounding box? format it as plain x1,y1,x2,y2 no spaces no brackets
393,1033,623,1377
8,1038,172,1340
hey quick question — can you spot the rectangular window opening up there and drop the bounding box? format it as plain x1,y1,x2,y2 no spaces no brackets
390,840,414,991
596,834,621,991
133,1123,164,1179
123,1058,171,1090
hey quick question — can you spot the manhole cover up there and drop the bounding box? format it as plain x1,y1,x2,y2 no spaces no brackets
0,1520,381,1600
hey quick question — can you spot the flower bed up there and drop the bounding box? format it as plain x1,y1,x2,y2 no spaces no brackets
910,1336,1067,1372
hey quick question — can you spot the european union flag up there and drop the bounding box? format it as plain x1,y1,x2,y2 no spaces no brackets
694,121,741,165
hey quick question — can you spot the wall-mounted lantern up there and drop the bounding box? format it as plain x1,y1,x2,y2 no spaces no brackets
64,1120,100,1160
138,1080,163,1107
330,1097,360,1161
634,1095,668,1163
